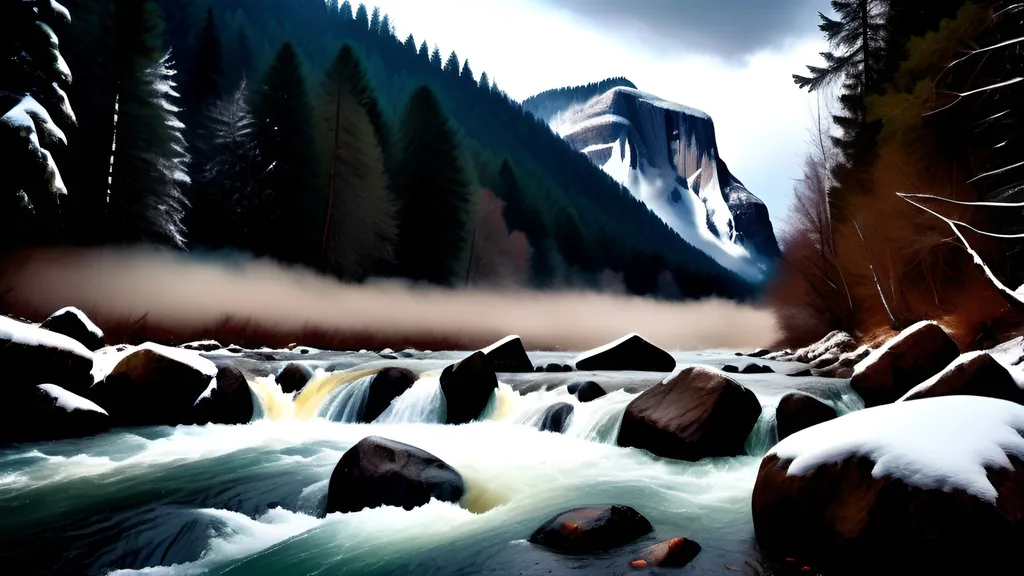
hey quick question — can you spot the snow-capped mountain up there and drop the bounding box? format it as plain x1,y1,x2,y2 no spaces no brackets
526,84,780,281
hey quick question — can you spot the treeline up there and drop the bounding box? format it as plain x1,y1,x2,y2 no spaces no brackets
774,0,1024,348
521,77,637,123
2,0,754,299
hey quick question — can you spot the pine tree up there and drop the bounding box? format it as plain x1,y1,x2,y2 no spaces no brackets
354,3,369,29
460,60,474,84
444,51,460,77
0,0,74,247
479,72,491,92
253,43,318,263
319,46,393,174
380,14,393,38
327,0,340,15
404,34,416,52
430,45,442,68
186,10,224,153
339,1,353,20
369,7,381,33
107,0,190,248
394,86,472,284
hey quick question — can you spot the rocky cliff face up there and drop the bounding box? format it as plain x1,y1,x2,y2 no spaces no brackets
537,85,780,279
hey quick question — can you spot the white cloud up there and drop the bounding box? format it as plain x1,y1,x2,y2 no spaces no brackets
371,0,827,226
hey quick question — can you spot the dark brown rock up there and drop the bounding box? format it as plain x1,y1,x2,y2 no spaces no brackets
722,364,740,373
440,351,498,425
40,307,104,352
633,537,702,568
363,367,417,423
192,367,254,425
900,352,1024,405
538,402,573,433
180,340,223,352
528,505,653,555
574,334,675,372
0,316,94,393
481,336,534,373
740,363,774,374
775,393,837,441
325,436,464,514
276,363,313,394
788,368,813,378
851,322,960,407
617,366,762,461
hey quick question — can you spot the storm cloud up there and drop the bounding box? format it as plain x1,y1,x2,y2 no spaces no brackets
542,0,827,60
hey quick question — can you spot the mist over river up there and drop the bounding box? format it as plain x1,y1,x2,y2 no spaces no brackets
0,350,859,575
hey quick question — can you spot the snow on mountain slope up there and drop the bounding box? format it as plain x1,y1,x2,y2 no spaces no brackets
547,86,779,281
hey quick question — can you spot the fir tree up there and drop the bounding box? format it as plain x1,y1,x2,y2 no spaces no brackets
339,1,353,20
479,72,491,92
326,0,339,16
369,7,381,33
253,43,318,263
444,51,460,77
354,4,369,29
418,40,429,60
430,45,442,68
320,45,393,174
394,86,472,285
380,14,393,38
460,60,474,84
404,34,416,52
186,10,224,151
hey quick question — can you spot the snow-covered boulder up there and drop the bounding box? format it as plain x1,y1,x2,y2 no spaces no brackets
480,335,533,373
87,343,217,427
752,396,1024,575
192,367,254,425
851,321,959,407
899,352,1023,405
2,384,109,444
440,351,498,425
40,306,104,351
180,340,223,352
811,346,871,379
573,333,675,372
0,315,94,392
775,392,837,441
617,366,761,461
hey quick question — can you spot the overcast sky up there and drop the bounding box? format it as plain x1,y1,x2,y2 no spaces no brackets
369,0,832,226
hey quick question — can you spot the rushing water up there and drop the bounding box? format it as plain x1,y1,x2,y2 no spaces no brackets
0,353,858,576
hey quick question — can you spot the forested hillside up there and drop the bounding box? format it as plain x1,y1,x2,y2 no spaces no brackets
774,0,1024,348
1,0,757,300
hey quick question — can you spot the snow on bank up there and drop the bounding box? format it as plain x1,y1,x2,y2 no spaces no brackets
49,306,104,339
90,342,217,383
852,321,937,377
0,315,92,358
37,384,108,415
771,396,1024,502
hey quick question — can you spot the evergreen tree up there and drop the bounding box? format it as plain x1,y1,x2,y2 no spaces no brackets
380,14,393,38
460,59,474,84
0,0,74,248
253,43,318,263
479,72,491,92
326,0,339,15
444,51,460,76
369,7,381,33
404,34,416,52
339,1,353,20
228,26,253,90
186,10,224,148
107,0,190,248
418,40,429,60
320,45,393,174
354,4,369,29
430,45,442,68
394,86,472,284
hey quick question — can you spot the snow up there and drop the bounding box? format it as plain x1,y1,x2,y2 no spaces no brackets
771,395,1024,503
1,95,68,195
50,1,71,23
0,315,92,359
571,333,664,368
554,113,630,138
37,384,107,415
90,342,218,383
852,321,937,377
50,306,104,339
482,335,522,354
614,87,711,120
897,351,988,401
987,337,1024,387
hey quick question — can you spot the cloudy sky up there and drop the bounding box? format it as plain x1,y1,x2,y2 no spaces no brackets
370,0,832,226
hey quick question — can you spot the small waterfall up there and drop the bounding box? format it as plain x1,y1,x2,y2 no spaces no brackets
744,404,779,456
564,391,633,443
293,368,379,420
248,375,297,421
319,375,374,423
375,377,447,424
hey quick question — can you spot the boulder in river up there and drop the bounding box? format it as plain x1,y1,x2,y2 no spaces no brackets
440,351,498,425
363,367,417,423
0,315,94,393
740,363,774,374
192,367,254,425
538,402,573,433
573,334,675,372
529,505,653,555
752,396,1024,575
722,364,740,373
632,537,702,568
180,340,223,352
851,321,959,407
899,352,1023,405
617,366,761,461
575,381,606,403
325,436,464,514
775,393,837,441
2,384,109,444
276,363,314,394
481,335,534,373
40,307,104,352
87,343,217,427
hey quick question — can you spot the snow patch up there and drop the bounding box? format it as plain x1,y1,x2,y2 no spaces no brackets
0,315,92,358
771,395,1024,502
898,351,988,401
89,342,217,383
50,306,103,339
482,335,522,354
37,384,108,415
1,95,68,196
852,321,937,377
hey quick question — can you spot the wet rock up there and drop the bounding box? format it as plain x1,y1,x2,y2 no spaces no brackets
398,349,416,358
325,436,464,514
851,322,959,407
87,344,217,427
542,363,564,373
722,364,740,373
180,340,223,352
899,352,1024,405
192,367,254,425
566,381,588,394
363,367,417,423
440,351,498,425
775,393,837,441
561,364,574,372
617,366,761,461
538,402,573,433
633,537,702,568
0,315,94,393
534,365,545,373
573,334,675,372
481,335,534,373
2,384,109,443
787,368,813,378
379,353,399,360
40,307,104,352
529,505,653,554
747,349,772,358
276,363,313,394
575,381,606,403
740,363,774,374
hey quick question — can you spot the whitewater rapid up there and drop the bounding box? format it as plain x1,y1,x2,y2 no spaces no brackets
0,353,859,575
